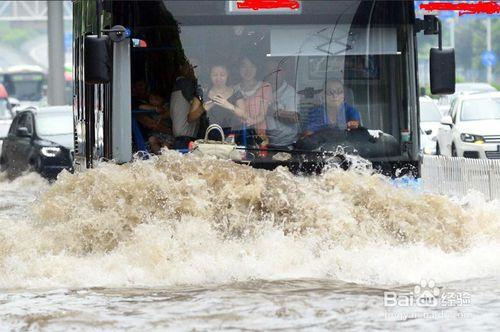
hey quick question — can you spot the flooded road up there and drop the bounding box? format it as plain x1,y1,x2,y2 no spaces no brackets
1,152,500,331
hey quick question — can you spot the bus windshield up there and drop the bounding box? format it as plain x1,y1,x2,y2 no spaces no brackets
3,73,44,102
122,0,415,162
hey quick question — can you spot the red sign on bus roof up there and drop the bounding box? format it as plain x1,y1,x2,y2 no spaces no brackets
236,0,300,11
420,1,500,16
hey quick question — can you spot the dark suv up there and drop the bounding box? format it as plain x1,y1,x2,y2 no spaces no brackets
0,106,74,179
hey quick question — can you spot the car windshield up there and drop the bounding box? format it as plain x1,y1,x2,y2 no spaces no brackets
456,83,496,93
461,98,500,121
36,112,73,136
439,84,497,106
0,99,10,120
420,101,441,122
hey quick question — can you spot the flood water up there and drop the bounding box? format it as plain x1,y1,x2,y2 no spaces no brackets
1,152,500,331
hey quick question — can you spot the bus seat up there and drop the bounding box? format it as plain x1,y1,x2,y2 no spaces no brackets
131,115,147,152
344,87,355,106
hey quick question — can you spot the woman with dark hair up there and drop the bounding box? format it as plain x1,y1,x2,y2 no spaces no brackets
204,64,246,133
169,60,205,149
233,56,272,146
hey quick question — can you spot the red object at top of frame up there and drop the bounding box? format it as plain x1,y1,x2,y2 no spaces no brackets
420,1,500,16
236,0,300,11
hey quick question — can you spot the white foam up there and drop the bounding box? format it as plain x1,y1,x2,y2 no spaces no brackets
0,152,499,289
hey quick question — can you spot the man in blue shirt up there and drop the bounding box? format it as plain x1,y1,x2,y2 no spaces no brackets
303,79,361,136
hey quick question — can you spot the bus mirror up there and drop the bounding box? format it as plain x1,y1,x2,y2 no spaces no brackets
84,35,111,84
430,48,455,95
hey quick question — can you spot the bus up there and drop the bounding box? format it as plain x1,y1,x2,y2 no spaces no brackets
74,0,455,176
0,65,46,104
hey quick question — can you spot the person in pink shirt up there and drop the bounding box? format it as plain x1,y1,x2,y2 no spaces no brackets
233,56,272,146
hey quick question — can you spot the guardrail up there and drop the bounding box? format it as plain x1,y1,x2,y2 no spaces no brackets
421,155,500,201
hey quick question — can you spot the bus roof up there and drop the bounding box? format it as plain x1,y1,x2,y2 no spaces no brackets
1,65,46,75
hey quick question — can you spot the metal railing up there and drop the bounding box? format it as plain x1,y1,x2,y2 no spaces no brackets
421,155,500,201
0,1,72,22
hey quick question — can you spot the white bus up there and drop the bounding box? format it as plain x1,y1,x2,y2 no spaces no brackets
74,0,455,176
0,65,46,103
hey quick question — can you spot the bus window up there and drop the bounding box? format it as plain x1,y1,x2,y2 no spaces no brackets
121,0,411,161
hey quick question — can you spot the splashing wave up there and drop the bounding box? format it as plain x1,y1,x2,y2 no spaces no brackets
1,151,499,288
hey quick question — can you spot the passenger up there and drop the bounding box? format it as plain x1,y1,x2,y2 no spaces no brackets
303,79,360,136
265,58,300,149
233,56,272,146
131,80,149,109
189,57,208,96
187,57,209,139
204,65,246,134
170,61,205,150
131,80,161,146
138,92,174,154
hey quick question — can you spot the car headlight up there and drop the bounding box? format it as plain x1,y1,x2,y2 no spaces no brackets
460,133,484,144
423,146,434,154
41,146,61,157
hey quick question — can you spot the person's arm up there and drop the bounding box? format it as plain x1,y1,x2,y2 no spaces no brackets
211,95,247,119
275,109,299,123
276,102,299,123
301,106,320,136
138,103,168,117
153,119,171,133
233,98,247,119
203,100,215,111
158,105,170,120
175,77,204,123
249,84,272,125
187,97,205,123
346,105,361,130
136,114,158,130
138,104,157,111
276,93,299,123
203,89,215,111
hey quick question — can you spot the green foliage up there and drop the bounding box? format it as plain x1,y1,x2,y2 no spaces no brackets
1,29,30,47
490,82,500,90
0,23,38,49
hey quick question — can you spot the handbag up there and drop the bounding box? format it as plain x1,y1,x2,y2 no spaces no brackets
191,124,243,161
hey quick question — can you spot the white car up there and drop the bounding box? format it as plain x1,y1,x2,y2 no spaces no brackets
420,127,436,155
436,82,497,116
0,95,16,155
436,92,500,159
419,96,441,154
0,99,13,136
